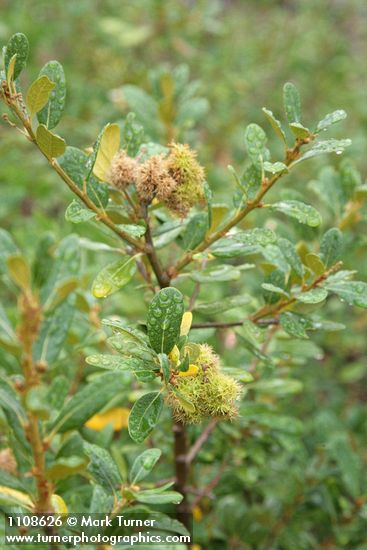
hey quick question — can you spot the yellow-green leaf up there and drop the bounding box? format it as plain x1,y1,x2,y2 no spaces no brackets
0,486,33,510
26,75,55,116
6,54,17,85
93,123,120,181
7,255,31,291
180,311,192,336
36,124,66,159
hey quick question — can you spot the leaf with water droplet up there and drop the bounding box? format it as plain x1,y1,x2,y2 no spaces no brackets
92,256,136,298
323,280,367,309
271,200,321,227
295,287,328,304
128,391,163,443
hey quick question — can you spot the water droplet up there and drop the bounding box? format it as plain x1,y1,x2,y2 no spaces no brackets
336,150,342,155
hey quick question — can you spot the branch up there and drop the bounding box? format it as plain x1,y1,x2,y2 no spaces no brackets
140,202,170,288
167,139,309,278
6,96,144,251
186,419,218,465
191,319,279,329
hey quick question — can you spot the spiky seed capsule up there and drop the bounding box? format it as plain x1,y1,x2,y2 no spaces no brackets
167,344,241,423
108,150,139,189
135,155,177,203
165,142,206,217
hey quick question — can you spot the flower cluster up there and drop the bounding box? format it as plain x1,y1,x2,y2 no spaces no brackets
108,143,205,217
167,344,241,424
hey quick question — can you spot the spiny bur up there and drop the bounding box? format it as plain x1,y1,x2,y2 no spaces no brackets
135,154,177,203
108,150,139,189
165,142,206,217
167,344,241,423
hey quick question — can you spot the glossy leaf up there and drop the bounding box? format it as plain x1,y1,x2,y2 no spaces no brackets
129,448,161,484
280,312,310,339
271,200,321,227
128,391,164,443
84,443,121,493
320,227,343,267
59,146,109,207
92,256,136,298
316,110,347,132
244,123,267,161
296,287,328,304
323,280,367,308
37,61,66,129
4,33,29,80
283,82,301,124
36,124,66,159
181,213,208,250
65,200,96,223
26,75,55,116
195,295,251,315
147,288,184,354
262,107,287,143
93,123,120,181
50,372,130,433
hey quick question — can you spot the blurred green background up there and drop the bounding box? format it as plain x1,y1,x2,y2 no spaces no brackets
1,1,367,548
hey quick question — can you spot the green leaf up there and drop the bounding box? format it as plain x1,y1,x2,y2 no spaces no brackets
320,228,343,267
122,85,161,138
295,287,328,304
262,269,286,304
84,443,121,494
158,353,171,385
289,122,311,139
36,124,66,159
4,33,29,80
263,161,288,174
236,330,272,364
323,280,367,308
26,75,55,116
305,253,325,276
59,146,109,208
65,200,96,223
128,391,164,443
25,385,51,420
6,255,31,291
135,489,183,505
253,377,303,396
93,123,121,181
117,223,146,238
195,295,251,315
86,354,156,381
292,139,352,165
242,161,262,199
147,288,184,354
280,312,310,339
271,200,321,227
129,448,161,484
277,238,303,279
37,61,66,129
50,372,129,433
316,110,347,132
181,213,208,250
0,229,18,274
46,456,87,480
33,300,74,365
328,433,361,497
261,283,289,297
189,264,248,283
244,123,267,161
283,82,301,124
121,112,145,157
92,256,137,298
262,107,287,143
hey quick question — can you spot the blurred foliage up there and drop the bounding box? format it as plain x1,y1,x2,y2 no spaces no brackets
1,1,367,549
